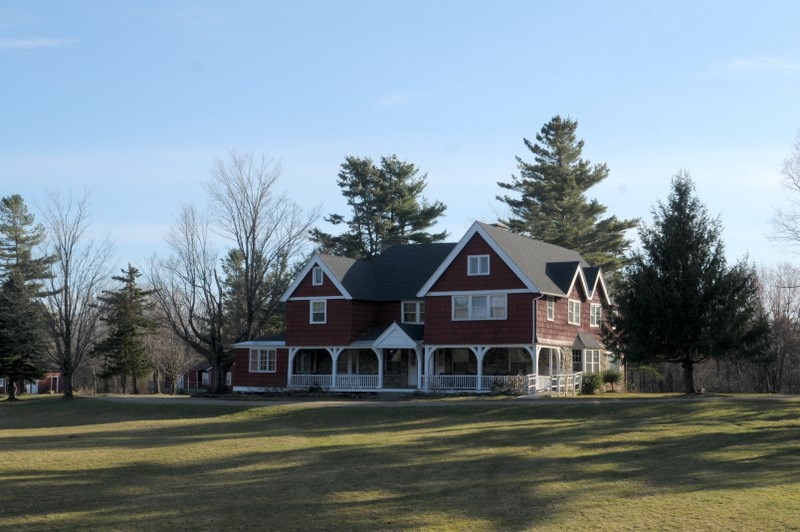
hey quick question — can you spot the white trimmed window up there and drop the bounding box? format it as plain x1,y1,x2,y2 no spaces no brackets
546,296,555,321
249,348,277,373
573,349,601,373
585,349,601,373
310,300,327,324
452,294,507,320
201,372,209,385
402,301,425,324
590,304,602,327
467,254,490,276
568,299,581,325
226,372,232,385
312,266,323,286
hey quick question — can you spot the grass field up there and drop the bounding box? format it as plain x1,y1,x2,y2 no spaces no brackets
1,395,799,530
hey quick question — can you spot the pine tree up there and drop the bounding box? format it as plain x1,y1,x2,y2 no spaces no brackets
0,195,53,399
497,116,637,271
95,265,155,394
604,173,770,393
310,155,447,259
0,270,47,399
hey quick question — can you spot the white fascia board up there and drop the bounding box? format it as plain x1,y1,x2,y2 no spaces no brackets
234,340,287,348
416,222,538,297
279,253,352,302
565,266,590,299
373,323,418,349
593,270,612,305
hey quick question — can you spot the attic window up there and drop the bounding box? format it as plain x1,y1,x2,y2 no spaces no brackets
312,266,323,286
467,255,490,276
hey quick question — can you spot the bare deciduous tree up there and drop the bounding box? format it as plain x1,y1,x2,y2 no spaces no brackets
759,263,800,392
150,205,228,392
150,151,317,394
41,190,114,398
145,324,204,395
773,131,800,247
208,150,317,342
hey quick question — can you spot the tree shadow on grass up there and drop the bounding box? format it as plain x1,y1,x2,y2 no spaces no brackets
1,399,799,529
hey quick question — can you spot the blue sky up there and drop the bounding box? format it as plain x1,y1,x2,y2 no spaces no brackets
2,1,799,269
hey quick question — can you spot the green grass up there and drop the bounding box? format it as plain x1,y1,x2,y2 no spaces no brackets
1,395,799,530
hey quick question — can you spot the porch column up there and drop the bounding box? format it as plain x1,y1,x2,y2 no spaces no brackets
473,347,488,391
372,348,384,389
328,348,342,389
424,347,436,391
527,346,538,395
414,347,423,389
287,348,298,388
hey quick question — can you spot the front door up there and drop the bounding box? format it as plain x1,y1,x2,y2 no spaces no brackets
407,351,417,387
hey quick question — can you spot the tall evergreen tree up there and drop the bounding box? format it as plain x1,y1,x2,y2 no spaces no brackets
310,155,447,259
0,195,53,399
497,116,637,271
0,270,47,399
95,265,155,394
604,173,770,393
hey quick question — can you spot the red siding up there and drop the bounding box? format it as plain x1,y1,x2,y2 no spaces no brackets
424,293,534,344
429,234,526,293
231,347,288,388
535,283,603,346
291,268,343,298
285,299,382,345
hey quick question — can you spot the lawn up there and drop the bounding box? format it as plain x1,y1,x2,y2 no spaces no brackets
1,395,799,530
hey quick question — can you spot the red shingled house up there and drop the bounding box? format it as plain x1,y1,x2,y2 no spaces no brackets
230,221,615,395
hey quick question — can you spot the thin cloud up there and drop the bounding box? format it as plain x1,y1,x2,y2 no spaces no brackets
374,92,411,108
713,56,800,76
0,37,76,51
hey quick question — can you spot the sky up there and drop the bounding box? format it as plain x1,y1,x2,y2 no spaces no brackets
2,1,799,271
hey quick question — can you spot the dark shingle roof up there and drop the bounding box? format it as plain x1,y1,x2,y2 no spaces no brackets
477,223,589,296
574,332,603,349
354,322,425,345
320,243,456,301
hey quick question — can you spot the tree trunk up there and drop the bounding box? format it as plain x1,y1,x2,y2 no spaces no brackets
132,374,139,394
63,372,74,399
7,379,18,401
682,358,697,394
153,370,160,395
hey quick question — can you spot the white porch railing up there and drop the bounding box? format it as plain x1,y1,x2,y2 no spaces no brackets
424,375,477,390
290,375,332,388
548,373,583,395
482,375,528,392
536,375,552,392
335,374,379,389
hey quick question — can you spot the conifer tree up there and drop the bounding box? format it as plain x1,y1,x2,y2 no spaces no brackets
604,173,770,393
497,116,637,271
0,195,53,399
310,155,447,259
95,265,155,394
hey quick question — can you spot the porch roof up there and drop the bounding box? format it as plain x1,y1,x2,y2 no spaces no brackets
573,332,603,350
350,322,424,348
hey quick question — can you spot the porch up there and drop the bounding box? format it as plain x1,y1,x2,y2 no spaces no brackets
287,344,583,395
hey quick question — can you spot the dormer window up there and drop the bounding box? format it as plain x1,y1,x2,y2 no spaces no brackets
467,254,490,276
312,266,323,286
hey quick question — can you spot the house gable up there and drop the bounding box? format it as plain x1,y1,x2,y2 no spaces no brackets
281,254,351,301
373,323,419,349
417,222,537,296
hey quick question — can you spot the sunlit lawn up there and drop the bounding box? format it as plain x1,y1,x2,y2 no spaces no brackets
1,395,799,530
